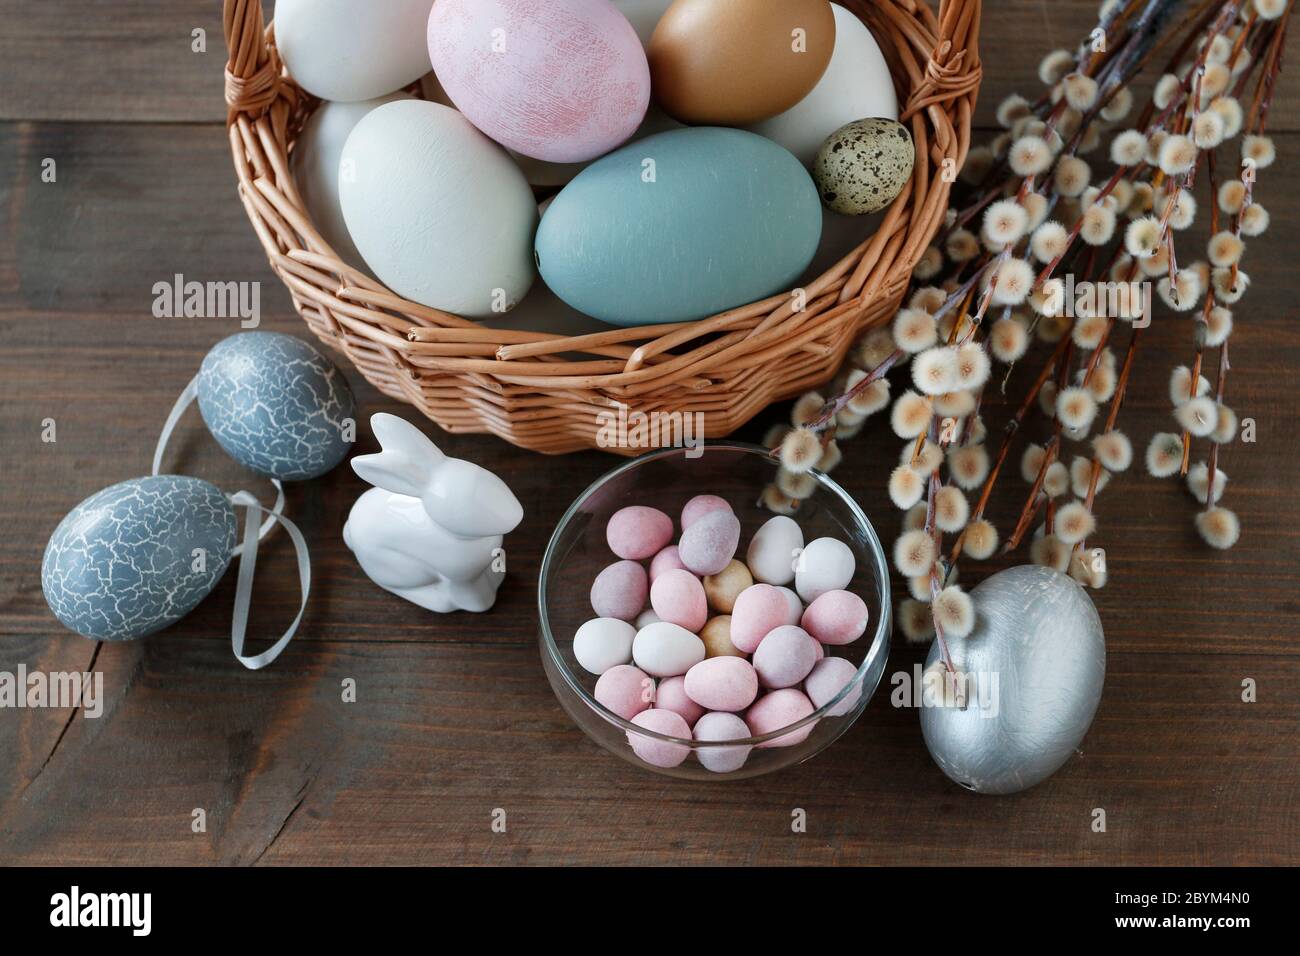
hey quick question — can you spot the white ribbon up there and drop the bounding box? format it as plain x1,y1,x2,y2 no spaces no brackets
154,374,308,669
227,491,311,671
153,373,284,556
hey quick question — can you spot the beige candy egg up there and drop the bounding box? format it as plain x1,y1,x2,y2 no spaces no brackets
701,616,745,659
813,118,915,216
704,559,753,614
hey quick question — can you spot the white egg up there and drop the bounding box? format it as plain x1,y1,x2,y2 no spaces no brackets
293,93,411,273
339,100,537,318
748,3,899,167
632,621,706,677
276,0,435,102
574,618,637,675
795,537,856,603
746,515,805,586
613,0,674,48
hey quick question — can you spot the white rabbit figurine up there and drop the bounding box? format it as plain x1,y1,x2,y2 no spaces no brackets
344,413,524,613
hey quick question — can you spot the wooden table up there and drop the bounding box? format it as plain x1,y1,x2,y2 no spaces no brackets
1,1,1297,866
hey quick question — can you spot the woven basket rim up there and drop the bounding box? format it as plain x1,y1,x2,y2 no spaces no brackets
221,0,982,453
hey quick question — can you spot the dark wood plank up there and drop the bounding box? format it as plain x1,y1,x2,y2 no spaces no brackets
1,637,1295,865
2,2,1298,131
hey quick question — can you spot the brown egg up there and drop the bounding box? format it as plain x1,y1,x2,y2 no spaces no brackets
649,0,836,126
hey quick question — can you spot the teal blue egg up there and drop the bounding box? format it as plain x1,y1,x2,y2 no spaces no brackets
535,128,822,327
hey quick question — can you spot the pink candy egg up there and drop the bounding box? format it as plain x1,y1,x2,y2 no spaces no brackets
650,568,707,632
776,586,804,626
649,544,688,583
693,712,753,774
804,656,862,717
746,688,817,748
606,505,674,560
591,559,648,620
801,589,870,645
752,625,819,689
595,664,655,720
730,583,793,654
628,708,691,768
683,656,759,712
428,0,651,163
678,509,741,576
681,494,732,530
654,675,705,727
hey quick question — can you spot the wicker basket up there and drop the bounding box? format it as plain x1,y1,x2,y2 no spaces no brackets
222,0,981,455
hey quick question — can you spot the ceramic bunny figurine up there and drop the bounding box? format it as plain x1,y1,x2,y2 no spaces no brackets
344,413,524,613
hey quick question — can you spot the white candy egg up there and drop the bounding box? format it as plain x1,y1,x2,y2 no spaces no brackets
746,515,804,586
632,621,706,677
339,100,537,317
293,93,411,273
276,0,435,102
795,537,856,603
574,618,637,675
747,3,899,167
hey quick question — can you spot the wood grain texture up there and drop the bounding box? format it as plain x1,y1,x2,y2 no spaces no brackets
1,1,1298,866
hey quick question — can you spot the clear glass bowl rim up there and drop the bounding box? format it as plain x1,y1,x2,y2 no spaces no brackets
537,441,893,748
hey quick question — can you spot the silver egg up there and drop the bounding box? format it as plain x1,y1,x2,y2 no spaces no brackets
920,565,1105,794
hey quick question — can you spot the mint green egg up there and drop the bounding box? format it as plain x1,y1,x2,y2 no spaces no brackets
536,128,822,327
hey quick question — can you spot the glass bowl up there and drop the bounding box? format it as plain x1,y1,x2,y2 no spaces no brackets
538,442,891,779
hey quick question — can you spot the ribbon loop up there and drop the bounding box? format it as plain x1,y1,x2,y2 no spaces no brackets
228,490,311,671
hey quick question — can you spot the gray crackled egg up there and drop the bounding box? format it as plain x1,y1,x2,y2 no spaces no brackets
197,332,356,481
813,118,915,216
919,565,1105,795
42,476,238,641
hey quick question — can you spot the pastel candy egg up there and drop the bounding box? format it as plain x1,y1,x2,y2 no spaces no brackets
704,559,753,614
573,618,636,675
693,712,753,774
42,476,237,641
595,664,656,720
635,608,661,629
591,560,648,621
650,568,708,632
681,494,732,530
678,509,741,576
746,688,817,748
654,675,705,727
804,656,862,717
746,515,804,585
730,584,793,654
801,589,870,645
701,615,744,659
607,505,674,560
649,544,687,583
628,708,692,768
683,657,759,712
795,537,856,603
632,621,706,677
752,625,820,689
197,332,356,481
776,587,805,626
428,0,650,163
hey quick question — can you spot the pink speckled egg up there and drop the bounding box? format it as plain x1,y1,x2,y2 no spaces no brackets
628,708,691,767
678,509,741,576
595,663,655,719
591,559,648,620
650,568,707,632
428,0,651,163
746,688,817,748
801,589,869,645
730,583,793,654
752,625,819,689
681,494,731,530
649,544,687,583
683,656,759,712
606,505,673,559
804,656,862,717
654,675,704,727
693,712,752,774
